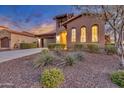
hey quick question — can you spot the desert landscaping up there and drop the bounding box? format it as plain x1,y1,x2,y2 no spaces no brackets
0,48,121,88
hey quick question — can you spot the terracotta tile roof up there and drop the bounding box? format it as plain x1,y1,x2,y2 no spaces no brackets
0,26,35,37
36,32,56,37
0,26,9,29
62,14,82,25
22,31,35,36
62,13,103,25
53,13,74,20
35,32,56,39
10,30,35,37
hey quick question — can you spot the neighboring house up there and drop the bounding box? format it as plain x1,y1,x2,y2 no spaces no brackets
54,13,105,48
0,26,37,49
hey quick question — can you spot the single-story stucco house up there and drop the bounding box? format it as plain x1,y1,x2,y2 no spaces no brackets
0,26,38,49
54,13,105,48
0,26,56,49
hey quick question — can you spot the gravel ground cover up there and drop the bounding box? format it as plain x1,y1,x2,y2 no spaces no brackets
0,52,120,88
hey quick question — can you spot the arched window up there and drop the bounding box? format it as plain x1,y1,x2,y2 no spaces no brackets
92,25,98,42
80,26,86,42
71,28,76,42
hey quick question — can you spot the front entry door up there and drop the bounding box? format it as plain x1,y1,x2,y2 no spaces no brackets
1,37,10,48
60,31,67,48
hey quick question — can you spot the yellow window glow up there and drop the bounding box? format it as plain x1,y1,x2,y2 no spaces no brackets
71,28,76,42
92,25,98,42
60,31,67,44
80,27,86,42
56,35,60,43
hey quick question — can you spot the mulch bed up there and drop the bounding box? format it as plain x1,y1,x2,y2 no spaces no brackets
0,52,120,88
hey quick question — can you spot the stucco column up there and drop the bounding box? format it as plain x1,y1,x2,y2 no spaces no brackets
99,23,105,47
37,38,41,48
76,27,80,43
87,26,91,43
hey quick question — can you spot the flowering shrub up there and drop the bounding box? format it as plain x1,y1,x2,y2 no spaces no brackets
40,68,64,88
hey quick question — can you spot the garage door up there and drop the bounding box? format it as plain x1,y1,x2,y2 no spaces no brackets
1,37,10,48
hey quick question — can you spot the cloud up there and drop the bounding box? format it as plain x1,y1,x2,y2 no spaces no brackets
0,16,13,27
0,14,55,34
0,12,43,31
30,22,56,35
0,15,22,31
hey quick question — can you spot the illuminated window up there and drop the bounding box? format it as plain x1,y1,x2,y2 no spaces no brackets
71,28,76,42
56,35,60,43
92,25,98,42
80,26,86,42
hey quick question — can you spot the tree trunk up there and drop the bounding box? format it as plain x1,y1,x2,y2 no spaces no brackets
116,42,124,67
120,54,124,68
114,31,117,44
120,30,124,67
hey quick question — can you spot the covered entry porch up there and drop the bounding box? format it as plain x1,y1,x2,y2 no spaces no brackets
36,33,56,48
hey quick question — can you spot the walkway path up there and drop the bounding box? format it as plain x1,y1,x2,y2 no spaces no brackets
0,48,44,63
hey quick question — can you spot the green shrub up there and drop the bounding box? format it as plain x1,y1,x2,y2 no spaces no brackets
30,43,37,48
54,44,65,50
87,43,99,53
20,43,30,49
65,55,75,66
35,52,54,67
54,50,63,57
41,49,49,54
111,70,124,87
48,43,55,50
40,68,64,88
73,52,84,61
20,43,37,49
48,43,65,50
105,44,116,54
73,43,84,51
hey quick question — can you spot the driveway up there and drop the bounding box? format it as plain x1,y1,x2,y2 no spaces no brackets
0,48,44,63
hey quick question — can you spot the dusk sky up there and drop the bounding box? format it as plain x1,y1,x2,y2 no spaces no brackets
0,5,78,33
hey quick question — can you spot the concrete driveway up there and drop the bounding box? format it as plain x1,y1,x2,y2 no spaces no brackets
0,48,44,63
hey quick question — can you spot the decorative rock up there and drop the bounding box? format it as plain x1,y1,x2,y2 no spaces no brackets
0,83,15,88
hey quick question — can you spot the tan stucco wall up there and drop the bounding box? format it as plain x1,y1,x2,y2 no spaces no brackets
10,33,37,49
65,15,105,48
